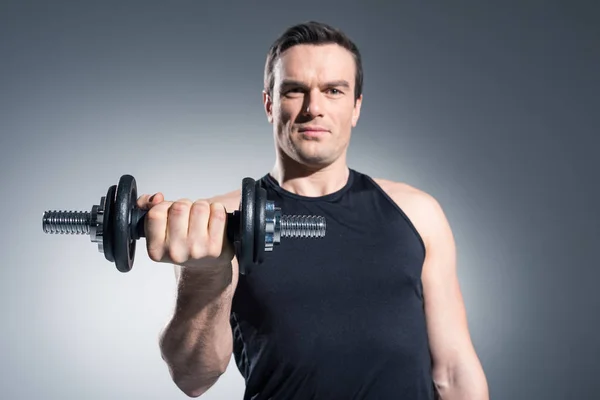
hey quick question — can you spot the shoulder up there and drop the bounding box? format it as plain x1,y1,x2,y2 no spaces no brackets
375,180,485,381
371,177,449,249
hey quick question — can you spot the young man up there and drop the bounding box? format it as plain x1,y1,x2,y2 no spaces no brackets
141,21,489,399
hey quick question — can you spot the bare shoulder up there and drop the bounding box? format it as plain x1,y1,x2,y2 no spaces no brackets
373,178,487,387
372,177,425,199
371,177,446,246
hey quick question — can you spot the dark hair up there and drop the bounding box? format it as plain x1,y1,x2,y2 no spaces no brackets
264,21,363,103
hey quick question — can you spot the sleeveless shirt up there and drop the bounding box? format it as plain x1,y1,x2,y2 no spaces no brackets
229,167,435,399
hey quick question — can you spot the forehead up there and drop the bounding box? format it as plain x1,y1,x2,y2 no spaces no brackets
274,43,356,84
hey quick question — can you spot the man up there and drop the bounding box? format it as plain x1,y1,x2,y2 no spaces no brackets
139,21,489,399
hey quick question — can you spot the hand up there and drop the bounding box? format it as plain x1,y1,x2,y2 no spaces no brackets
136,193,235,270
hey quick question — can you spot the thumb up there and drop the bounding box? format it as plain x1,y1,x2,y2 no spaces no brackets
137,192,164,210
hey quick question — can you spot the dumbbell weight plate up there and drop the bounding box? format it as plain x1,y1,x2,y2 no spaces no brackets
102,184,117,264
238,178,255,275
253,181,266,265
113,174,138,273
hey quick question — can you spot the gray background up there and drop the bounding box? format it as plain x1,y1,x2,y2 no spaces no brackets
1,1,598,399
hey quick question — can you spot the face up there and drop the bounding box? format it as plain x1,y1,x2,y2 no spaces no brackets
263,43,362,168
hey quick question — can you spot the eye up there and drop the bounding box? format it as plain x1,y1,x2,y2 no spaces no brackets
283,88,305,97
327,88,343,95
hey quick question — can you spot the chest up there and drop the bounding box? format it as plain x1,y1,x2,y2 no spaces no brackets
232,205,426,322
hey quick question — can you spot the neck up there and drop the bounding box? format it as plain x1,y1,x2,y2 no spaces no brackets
269,151,350,197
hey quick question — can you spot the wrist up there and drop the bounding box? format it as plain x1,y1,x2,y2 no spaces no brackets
179,262,233,293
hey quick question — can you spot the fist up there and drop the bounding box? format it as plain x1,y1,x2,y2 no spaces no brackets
136,193,235,269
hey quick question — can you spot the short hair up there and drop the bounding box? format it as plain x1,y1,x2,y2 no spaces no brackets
263,21,363,103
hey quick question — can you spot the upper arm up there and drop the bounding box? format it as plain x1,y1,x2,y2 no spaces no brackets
415,192,482,381
379,179,484,385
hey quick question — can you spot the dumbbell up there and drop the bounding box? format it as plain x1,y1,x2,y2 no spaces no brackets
41,174,326,275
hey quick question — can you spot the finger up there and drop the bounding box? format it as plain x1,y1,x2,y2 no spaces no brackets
137,192,164,210
165,199,193,264
206,202,228,258
187,200,211,259
144,200,171,262
136,194,151,209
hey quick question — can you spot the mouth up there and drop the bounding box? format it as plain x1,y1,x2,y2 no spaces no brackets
297,126,329,138
299,130,327,139
298,126,329,132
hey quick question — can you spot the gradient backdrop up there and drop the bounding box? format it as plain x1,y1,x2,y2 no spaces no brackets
1,1,598,399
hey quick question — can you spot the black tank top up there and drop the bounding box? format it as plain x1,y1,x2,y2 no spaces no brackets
230,168,435,399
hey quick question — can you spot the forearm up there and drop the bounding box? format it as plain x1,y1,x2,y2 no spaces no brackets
434,360,489,400
159,263,234,397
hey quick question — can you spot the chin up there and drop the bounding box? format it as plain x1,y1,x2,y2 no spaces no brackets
295,152,334,167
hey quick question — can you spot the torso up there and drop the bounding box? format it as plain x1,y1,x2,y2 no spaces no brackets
224,168,436,399
208,177,431,296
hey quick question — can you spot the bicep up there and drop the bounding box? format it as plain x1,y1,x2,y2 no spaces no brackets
419,195,478,379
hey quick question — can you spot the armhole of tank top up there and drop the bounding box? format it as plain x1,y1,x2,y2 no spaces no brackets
366,176,427,259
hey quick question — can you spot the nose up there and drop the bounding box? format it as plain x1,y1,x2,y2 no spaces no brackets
302,90,324,118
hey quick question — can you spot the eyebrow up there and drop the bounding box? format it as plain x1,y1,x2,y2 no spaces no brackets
279,79,351,90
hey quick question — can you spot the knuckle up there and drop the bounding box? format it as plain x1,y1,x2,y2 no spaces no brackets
146,245,164,262
191,200,211,213
210,204,227,222
170,200,191,214
189,243,207,260
147,201,171,220
167,246,187,265
146,206,163,221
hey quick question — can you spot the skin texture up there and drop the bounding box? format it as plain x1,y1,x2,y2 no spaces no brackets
150,42,489,398
264,43,362,197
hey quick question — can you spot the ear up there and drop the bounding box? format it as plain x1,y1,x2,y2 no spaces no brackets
351,94,363,127
263,90,273,124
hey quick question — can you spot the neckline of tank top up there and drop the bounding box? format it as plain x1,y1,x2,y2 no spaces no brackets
260,167,356,202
